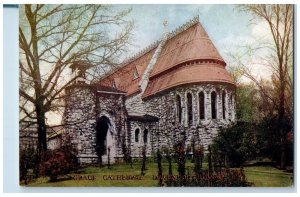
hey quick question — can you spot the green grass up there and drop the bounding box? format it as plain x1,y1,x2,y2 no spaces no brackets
23,162,293,187
243,166,293,187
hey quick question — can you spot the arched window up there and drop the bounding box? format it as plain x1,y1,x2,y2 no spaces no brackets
211,91,217,119
187,93,193,125
176,95,182,123
222,91,226,119
135,128,140,143
199,92,205,120
143,129,148,143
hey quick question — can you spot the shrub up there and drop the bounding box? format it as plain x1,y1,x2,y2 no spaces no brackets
194,146,204,175
121,136,131,164
256,116,293,167
156,149,163,186
141,146,147,175
175,142,186,186
19,146,40,183
40,144,78,182
211,122,257,167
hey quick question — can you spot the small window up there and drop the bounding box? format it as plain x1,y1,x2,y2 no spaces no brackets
143,129,148,143
199,92,205,120
176,95,182,123
133,66,139,80
211,91,217,119
135,128,140,143
187,93,193,125
222,91,226,119
112,80,116,88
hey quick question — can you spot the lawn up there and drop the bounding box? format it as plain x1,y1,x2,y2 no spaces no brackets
24,162,293,187
243,166,293,187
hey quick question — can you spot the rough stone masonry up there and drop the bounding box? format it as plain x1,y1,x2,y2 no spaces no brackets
63,17,236,164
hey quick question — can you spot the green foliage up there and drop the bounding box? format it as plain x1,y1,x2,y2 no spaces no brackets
236,84,259,122
193,146,204,176
211,122,258,167
256,116,293,166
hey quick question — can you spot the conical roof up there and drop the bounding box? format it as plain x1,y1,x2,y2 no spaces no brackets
150,22,225,77
98,18,235,98
142,22,234,98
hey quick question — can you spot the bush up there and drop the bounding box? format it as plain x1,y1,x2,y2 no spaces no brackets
157,149,163,186
211,122,257,167
194,146,204,175
40,144,78,182
19,146,40,183
256,116,293,167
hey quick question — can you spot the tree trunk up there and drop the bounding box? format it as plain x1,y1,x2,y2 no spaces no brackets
279,70,286,169
35,99,47,153
280,138,286,169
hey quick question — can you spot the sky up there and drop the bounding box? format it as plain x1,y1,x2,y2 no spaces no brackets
112,4,273,82
47,4,274,125
115,5,269,61
121,4,253,51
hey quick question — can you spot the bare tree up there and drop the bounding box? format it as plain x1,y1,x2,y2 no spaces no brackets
19,4,134,153
238,5,293,169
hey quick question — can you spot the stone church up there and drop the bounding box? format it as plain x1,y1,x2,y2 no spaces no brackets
63,17,236,164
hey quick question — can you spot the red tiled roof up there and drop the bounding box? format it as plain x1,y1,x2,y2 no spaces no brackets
150,23,225,77
66,83,126,94
143,23,234,98
98,49,156,96
98,20,235,98
143,63,234,98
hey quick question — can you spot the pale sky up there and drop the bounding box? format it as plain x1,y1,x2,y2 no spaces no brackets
116,4,271,64
47,4,275,125
121,4,253,51
114,4,273,81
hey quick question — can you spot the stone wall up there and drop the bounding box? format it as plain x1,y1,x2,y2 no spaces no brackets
96,93,128,163
63,82,235,164
63,85,128,164
143,83,236,151
63,86,98,164
128,120,158,157
47,136,61,150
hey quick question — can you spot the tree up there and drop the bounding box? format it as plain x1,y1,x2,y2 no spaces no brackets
235,83,259,122
211,123,257,167
238,5,293,169
19,4,133,153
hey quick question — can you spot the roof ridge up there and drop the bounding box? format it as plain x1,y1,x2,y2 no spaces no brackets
98,40,161,81
98,15,200,81
122,39,161,65
121,15,200,66
167,15,200,41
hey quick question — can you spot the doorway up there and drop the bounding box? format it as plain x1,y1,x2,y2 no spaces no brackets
95,116,110,159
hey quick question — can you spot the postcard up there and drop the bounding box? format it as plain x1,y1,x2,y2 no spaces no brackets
18,4,294,187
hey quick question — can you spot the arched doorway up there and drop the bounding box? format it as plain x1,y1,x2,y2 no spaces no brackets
95,116,111,165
